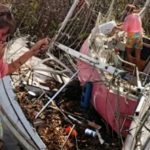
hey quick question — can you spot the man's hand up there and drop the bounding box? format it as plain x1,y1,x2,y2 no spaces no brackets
31,38,50,54
114,24,123,31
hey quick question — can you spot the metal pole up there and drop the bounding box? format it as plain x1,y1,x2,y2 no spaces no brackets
48,0,80,51
35,71,79,119
106,0,116,22
139,0,150,19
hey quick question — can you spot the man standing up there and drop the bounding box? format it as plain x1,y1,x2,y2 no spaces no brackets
116,4,143,70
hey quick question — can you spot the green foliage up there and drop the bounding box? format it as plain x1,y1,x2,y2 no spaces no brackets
1,0,149,40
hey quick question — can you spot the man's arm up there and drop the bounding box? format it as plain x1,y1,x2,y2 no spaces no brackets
114,23,123,31
7,38,49,75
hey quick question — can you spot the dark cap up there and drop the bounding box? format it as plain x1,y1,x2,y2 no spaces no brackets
125,4,136,13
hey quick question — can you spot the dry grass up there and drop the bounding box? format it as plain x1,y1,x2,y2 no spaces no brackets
0,0,149,46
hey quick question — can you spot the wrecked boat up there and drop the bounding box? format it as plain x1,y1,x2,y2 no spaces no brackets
78,32,150,136
0,37,75,150
55,2,150,144
0,0,150,150
1,27,150,150
0,76,47,150
56,21,150,133
56,20,150,149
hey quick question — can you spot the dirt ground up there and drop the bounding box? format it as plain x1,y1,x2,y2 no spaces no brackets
16,80,122,150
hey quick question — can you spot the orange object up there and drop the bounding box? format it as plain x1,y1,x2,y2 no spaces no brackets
65,126,78,137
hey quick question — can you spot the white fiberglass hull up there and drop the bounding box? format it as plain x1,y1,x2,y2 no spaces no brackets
0,76,47,150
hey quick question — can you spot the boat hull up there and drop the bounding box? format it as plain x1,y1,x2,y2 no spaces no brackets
92,82,137,135
0,76,47,150
78,39,138,136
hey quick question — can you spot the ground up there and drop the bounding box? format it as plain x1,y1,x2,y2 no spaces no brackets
15,80,122,150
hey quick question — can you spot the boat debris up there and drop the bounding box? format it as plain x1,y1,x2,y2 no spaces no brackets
0,1,149,149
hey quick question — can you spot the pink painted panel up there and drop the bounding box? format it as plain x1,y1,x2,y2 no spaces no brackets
78,38,138,136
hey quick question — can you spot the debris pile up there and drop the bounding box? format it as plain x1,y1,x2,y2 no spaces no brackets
14,78,121,150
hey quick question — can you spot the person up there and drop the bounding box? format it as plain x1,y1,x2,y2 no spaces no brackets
115,4,144,70
0,4,50,78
